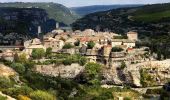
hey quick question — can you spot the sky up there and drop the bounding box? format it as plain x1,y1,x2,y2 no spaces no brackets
0,0,170,7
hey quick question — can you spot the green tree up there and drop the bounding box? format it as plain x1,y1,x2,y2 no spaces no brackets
74,40,80,46
87,41,95,49
30,90,56,100
62,43,74,49
32,48,45,59
11,63,25,74
46,47,52,58
18,53,28,63
120,61,127,69
111,47,123,52
84,62,102,85
79,56,87,66
0,77,13,89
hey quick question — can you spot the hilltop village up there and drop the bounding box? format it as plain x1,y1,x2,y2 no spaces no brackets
0,27,170,86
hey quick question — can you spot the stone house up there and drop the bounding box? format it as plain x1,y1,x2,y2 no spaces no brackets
43,37,64,52
127,31,138,41
24,38,46,55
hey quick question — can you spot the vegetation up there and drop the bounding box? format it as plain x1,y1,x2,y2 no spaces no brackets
140,69,157,87
30,90,56,100
0,2,78,25
87,41,95,49
63,43,74,49
112,47,124,52
0,95,7,100
120,61,127,69
74,40,80,46
46,47,52,58
84,62,102,85
31,48,45,59
11,63,25,74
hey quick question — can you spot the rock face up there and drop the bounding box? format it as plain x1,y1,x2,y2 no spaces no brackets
102,59,170,87
35,63,84,78
0,64,16,77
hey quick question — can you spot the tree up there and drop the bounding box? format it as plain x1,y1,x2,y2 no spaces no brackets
32,48,45,59
84,62,102,85
111,47,123,52
74,40,80,46
30,90,56,100
87,41,95,49
62,43,74,49
11,63,25,74
46,47,52,58
120,61,126,69
18,53,28,63
79,56,87,66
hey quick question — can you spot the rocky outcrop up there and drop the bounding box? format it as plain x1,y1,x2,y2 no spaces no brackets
0,64,16,77
35,63,84,79
102,59,170,87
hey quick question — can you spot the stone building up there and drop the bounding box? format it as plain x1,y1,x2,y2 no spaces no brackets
24,38,46,55
127,31,138,41
43,37,64,52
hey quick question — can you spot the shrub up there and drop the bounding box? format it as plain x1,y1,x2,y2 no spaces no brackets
112,47,123,52
18,95,31,100
11,63,25,74
2,86,33,98
63,58,72,65
120,61,127,69
79,56,87,66
63,43,74,49
32,48,45,59
74,40,80,46
46,47,52,58
0,95,7,100
0,77,14,89
30,90,56,100
84,62,102,85
87,41,95,49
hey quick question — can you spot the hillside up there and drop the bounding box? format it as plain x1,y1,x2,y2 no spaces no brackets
72,3,170,37
0,2,79,25
71,4,143,16
0,7,51,35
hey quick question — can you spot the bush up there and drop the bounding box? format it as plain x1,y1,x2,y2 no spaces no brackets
79,57,87,66
46,47,52,58
87,41,95,49
2,86,33,98
74,40,80,46
84,62,102,85
30,90,56,100
63,58,72,65
0,77,14,89
32,48,45,59
18,95,31,100
111,47,123,52
120,61,126,69
63,43,74,49
0,95,7,100
11,63,25,74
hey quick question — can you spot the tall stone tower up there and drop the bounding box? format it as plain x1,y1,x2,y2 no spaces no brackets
56,22,59,29
38,26,41,37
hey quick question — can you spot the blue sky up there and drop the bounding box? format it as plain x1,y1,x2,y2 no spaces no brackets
0,0,170,7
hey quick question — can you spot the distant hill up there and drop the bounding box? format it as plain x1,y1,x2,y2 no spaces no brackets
72,3,170,37
70,4,143,16
0,2,79,25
